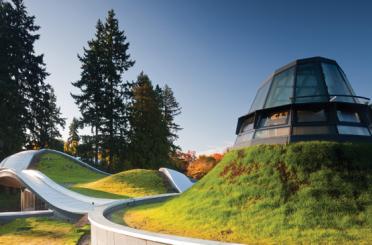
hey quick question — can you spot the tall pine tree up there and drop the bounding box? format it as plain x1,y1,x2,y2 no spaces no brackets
0,0,65,157
72,10,134,168
161,84,182,153
71,20,105,164
128,73,169,169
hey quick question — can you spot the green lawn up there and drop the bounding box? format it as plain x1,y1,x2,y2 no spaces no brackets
35,152,171,199
0,217,89,245
124,142,372,244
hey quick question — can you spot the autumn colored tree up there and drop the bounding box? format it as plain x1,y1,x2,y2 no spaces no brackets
186,153,223,179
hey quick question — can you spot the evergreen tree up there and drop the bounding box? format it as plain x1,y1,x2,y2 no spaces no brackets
128,73,169,169
161,84,182,152
0,0,64,157
64,117,80,156
71,20,105,164
27,85,65,149
72,10,134,168
100,10,135,167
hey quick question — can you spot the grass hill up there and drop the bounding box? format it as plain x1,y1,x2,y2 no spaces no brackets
72,169,172,198
35,152,171,199
35,153,104,185
124,142,372,244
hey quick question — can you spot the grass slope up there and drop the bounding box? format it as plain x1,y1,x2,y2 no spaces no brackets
35,153,104,185
124,142,372,244
0,217,88,245
72,169,171,198
35,152,171,199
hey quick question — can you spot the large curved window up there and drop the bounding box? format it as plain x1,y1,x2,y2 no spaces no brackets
265,67,295,108
321,63,354,103
250,79,271,112
295,63,327,103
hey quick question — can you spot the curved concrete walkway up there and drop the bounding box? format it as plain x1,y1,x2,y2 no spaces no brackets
0,150,116,215
0,150,194,215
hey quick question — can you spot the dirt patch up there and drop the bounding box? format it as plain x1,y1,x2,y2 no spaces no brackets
275,163,301,201
220,161,259,182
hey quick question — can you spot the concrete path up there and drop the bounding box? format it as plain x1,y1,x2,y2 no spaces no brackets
0,150,115,215
0,150,195,216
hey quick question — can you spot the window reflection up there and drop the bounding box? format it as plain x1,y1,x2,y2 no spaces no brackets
296,109,327,122
240,116,254,133
236,131,254,144
293,126,333,135
295,63,327,103
337,126,370,136
321,63,354,103
337,110,360,123
250,79,271,112
259,111,289,127
254,127,290,139
265,68,295,108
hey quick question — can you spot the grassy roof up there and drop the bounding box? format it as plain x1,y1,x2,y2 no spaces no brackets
72,169,172,199
123,141,372,244
35,153,104,185
35,152,171,199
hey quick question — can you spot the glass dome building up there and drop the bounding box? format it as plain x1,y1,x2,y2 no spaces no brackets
234,56,372,148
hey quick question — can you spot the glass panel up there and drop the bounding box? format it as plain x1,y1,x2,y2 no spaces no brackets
296,108,327,122
235,131,254,144
259,111,289,127
293,126,333,135
337,126,370,136
337,110,360,123
250,79,271,112
339,67,359,103
254,127,290,139
295,63,327,103
265,68,295,108
321,63,354,103
240,116,254,133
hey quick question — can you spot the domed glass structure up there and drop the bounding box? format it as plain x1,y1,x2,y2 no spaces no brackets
234,57,372,148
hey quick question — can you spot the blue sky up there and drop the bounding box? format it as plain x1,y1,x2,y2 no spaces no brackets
24,0,372,154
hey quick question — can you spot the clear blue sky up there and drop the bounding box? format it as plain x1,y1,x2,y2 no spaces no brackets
24,0,372,154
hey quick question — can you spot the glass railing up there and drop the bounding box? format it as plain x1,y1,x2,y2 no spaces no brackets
290,94,370,105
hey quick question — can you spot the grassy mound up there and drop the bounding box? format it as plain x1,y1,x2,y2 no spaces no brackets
35,152,171,199
72,169,172,198
35,153,104,185
0,217,88,245
124,142,372,244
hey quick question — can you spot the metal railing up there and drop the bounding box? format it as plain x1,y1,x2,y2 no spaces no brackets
290,94,370,104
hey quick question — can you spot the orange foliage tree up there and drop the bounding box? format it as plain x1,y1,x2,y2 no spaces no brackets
186,153,223,180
